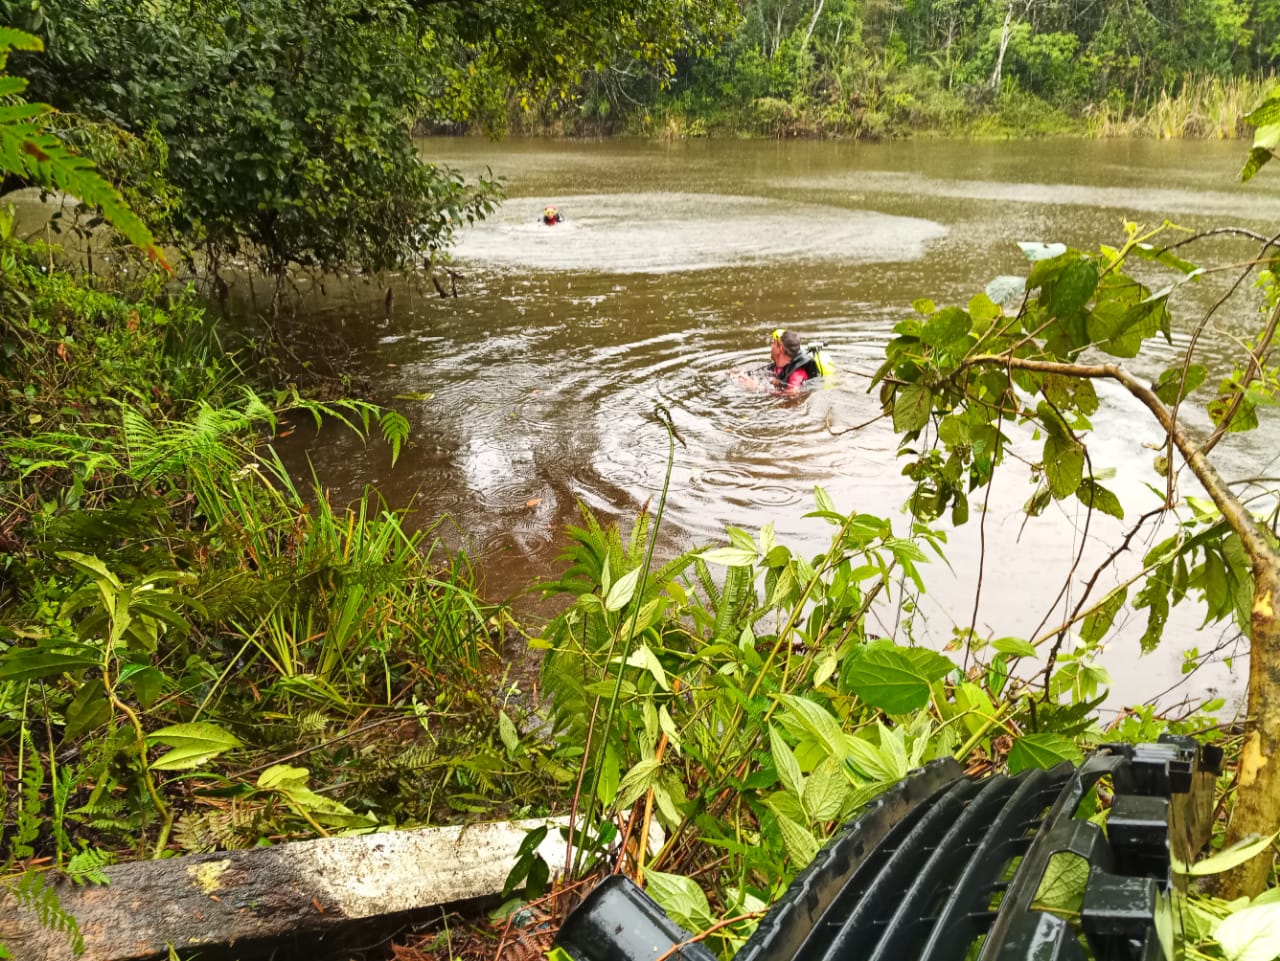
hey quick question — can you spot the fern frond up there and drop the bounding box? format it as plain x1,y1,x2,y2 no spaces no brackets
12,728,43,861
379,410,410,466
64,845,113,885
11,869,84,953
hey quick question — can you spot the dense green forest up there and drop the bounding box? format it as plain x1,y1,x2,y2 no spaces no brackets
543,0,1280,137
4,0,1280,958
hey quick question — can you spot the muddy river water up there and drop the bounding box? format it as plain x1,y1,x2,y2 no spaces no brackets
284,136,1280,712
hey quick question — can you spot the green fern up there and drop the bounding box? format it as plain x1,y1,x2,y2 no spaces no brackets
64,845,113,885
0,28,167,268
12,727,43,861
8,869,84,953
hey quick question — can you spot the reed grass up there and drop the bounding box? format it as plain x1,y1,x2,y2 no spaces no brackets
1088,73,1276,139
205,453,494,711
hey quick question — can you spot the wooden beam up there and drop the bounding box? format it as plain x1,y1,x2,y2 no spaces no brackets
0,818,569,961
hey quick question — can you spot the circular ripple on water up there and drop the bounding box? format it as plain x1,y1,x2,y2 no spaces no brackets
451,193,947,274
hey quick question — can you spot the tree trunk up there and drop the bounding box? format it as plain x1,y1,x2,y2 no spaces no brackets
1220,561,1280,896
0,818,569,961
988,0,1015,92
801,0,826,51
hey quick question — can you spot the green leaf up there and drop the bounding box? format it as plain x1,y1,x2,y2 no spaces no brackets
770,726,804,799
774,810,821,867
1043,433,1084,499
0,648,100,681
1178,832,1278,876
644,870,713,932
921,307,970,347
614,757,660,809
1077,479,1124,519
147,722,243,770
893,383,933,434
63,679,110,741
1154,364,1207,405
983,276,1025,308
1081,587,1127,644
804,759,849,822
623,644,670,691
702,547,758,567
604,566,642,611
1245,94,1280,128
498,711,520,754
1214,901,1280,961
1048,258,1098,317
843,646,934,714
1020,242,1067,262
1006,733,1081,773
1034,852,1089,915
993,637,1037,658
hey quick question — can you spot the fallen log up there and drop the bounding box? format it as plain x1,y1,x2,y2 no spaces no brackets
0,818,569,961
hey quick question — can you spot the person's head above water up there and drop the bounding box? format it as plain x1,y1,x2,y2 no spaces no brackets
542,205,561,225
770,328,804,368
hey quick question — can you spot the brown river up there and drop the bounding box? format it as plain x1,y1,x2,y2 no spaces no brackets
283,136,1280,713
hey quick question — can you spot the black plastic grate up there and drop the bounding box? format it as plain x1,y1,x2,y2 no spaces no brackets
554,735,1221,961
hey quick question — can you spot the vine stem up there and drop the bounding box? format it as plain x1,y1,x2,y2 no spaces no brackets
651,911,766,961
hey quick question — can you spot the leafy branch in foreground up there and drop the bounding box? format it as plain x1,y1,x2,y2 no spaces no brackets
0,27,166,268
875,220,1280,897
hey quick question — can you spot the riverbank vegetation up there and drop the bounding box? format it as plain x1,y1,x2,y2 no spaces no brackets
521,0,1280,140
5,4,1280,960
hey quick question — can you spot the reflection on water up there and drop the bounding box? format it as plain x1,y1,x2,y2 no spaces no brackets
279,137,1280,711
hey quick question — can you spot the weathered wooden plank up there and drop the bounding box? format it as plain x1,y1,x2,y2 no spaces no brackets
0,818,568,961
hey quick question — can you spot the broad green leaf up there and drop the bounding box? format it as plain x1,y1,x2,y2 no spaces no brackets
257,764,370,825
983,276,1025,308
644,870,713,933
1154,364,1207,405
659,706,681,756
63,679,110,741
603,565,642,612
893,383,933,434
775,694,851,761
843,646,933,714
1132,243,1200,275
1245,94,1280,127
804,759,849,822
149,722,243,770
623,644,670,691
1242,136,1280,183
1044,433,1084,499
596,745,621,809
1214,901,1280,961
702,547,759,567
1077,479,1124,519
774,810,821,867
1007,733,1081,773
993,637,1037,658
1034,852,1089,915
921,306,970,347
1048,258,1098,317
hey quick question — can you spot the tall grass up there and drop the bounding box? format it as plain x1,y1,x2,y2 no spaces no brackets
194,448,493,713
1088,73,1275,139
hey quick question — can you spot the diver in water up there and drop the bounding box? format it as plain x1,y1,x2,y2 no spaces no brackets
765,328,833,393
541,205,564,225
